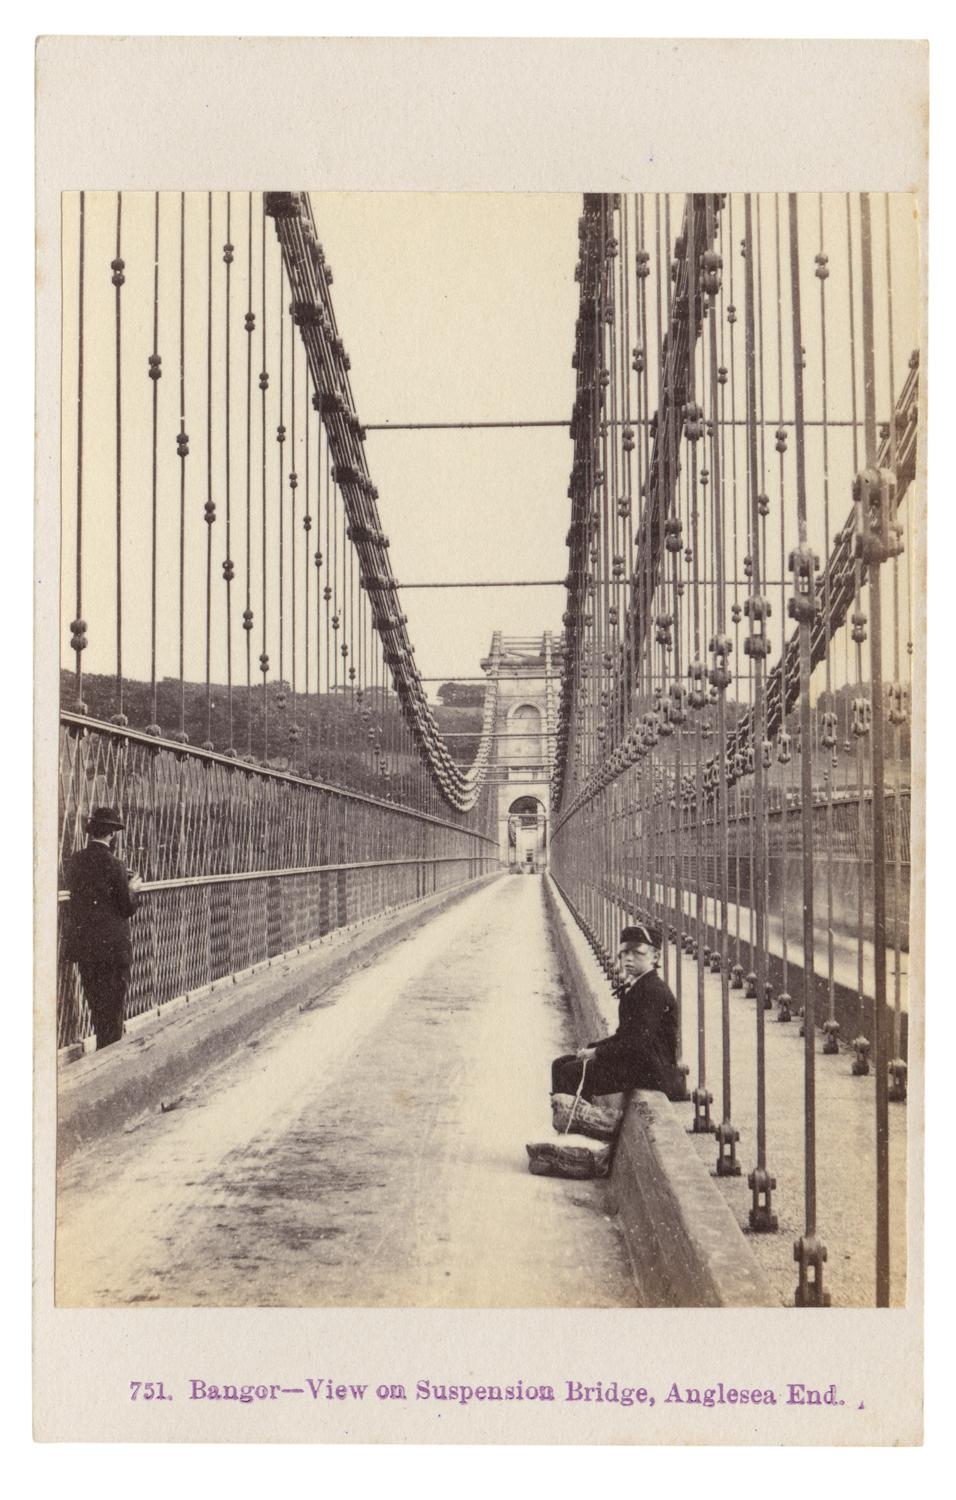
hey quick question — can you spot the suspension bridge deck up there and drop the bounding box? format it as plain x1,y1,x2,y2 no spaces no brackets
56,872,905,1309
55,877,637,1309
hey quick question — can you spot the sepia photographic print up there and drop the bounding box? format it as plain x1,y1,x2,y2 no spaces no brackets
35,37,928,1447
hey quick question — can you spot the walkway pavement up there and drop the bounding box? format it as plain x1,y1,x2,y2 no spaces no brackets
671,943,909,1307
56,876,638,1309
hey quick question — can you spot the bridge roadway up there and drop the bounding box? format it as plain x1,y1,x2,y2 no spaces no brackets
56,877,639,1308
56,873,908,1309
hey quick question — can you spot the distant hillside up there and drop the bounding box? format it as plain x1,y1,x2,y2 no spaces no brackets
60,670,908,791
433,702,484,765
60,670,421,793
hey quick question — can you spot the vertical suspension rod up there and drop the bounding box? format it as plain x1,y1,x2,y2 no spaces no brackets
860,192,891,1308
743,194,776,1231
789,193,828,1304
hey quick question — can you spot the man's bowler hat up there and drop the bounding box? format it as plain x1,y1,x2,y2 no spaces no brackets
85,806,125,834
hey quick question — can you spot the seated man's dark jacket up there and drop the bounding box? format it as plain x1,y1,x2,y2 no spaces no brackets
590,968,678,1092
62,843,140,965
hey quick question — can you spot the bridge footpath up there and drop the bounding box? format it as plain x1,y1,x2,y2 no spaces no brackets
56,871,906,1309
668,940,908,1307
56,876,638,1308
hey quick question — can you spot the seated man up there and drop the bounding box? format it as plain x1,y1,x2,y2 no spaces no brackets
551,922,678,1109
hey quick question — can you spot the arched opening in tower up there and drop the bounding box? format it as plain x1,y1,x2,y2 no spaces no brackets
507,794,547,873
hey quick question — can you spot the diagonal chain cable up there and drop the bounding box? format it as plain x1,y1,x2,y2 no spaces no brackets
712,358,918,787
553,193,719,818
554,197,918,817
265,192,499,812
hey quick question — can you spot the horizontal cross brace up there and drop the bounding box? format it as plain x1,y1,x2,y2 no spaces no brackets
399,579,564,589
363,420,568,431
363,417,875,432
419,674,555,682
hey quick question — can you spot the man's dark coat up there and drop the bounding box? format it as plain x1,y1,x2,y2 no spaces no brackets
588,967,679,1093
62,842,140,964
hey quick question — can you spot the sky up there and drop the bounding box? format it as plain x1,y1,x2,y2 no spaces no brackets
60,190,920,712
307,192,583,684
60,190,581,701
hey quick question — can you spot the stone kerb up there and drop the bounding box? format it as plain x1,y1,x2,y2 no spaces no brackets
542,875,777,1308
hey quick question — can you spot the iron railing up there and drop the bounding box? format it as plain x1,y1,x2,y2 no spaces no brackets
549,191,919,1306
57,716,498,1049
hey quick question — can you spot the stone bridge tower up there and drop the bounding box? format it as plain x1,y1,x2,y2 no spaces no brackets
481,631,562,869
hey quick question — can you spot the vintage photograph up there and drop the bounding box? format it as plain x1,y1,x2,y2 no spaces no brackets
53,186,920,1315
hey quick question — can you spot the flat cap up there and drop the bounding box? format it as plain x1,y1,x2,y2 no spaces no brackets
620,922,661,949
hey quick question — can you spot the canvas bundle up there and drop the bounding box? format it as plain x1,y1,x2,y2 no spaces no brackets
525,1136,612,1179
550,1092,622,1141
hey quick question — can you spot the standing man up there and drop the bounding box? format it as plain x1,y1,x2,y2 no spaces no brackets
551,922,679,1107
62,807,143,1050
